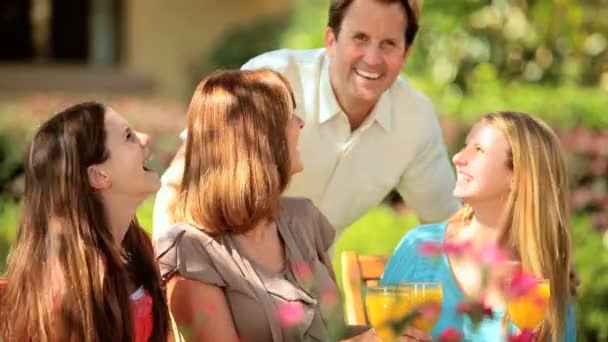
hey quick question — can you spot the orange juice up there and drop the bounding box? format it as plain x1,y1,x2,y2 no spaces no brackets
508,281,551,329
365,289,401,342
365,283,443,341
399,283,443,333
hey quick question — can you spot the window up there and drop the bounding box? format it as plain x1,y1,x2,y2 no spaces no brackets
0,0,122,65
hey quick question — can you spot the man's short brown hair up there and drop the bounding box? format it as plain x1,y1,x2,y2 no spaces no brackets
174,69,296,234
328,0,420,47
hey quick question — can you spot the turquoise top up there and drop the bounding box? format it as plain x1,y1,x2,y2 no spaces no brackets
380,223,576,341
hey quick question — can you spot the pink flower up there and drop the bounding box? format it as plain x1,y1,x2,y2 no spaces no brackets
419,240,471,257
508,270,540,299
292,261,313,280
277,302,305,327
456,301,471,313
476,244,508,265
444,241,472,255
419,241,444,256
192,296,217,315
417,302,441,320
202,301,216,314
508,329,535,342
455,299,493,325
320,288,339,307
319,288,341,318
438,328,463,342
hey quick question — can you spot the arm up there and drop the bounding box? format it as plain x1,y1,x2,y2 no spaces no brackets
167,275,239,342
311,201,336,278
340,329,381,342
153,143,186,239
309,202,380,341
395,110,460,224
564,303,576,342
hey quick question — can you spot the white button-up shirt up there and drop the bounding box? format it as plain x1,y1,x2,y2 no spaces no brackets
154,48,460,238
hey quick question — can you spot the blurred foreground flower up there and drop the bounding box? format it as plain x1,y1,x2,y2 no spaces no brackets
508,329,535,342
507,269,540,299
437,327,464,342
456,300,493,326
476,243,508,265
292,260,315,292
419,240,471,257
292,260,313,280
277,302,305,328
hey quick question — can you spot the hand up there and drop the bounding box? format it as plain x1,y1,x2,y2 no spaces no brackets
399,327,432,342
352,328,383,342
569,267,580,297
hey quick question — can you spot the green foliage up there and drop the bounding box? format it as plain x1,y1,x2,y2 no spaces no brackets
406,0,608,129
0,198,21,273
278,0,327,49
572,215,608,341
413,78,608,129
332,207,420,289
137,198,156,235
0,128,27,192
410,0,608,88
201,14,292,72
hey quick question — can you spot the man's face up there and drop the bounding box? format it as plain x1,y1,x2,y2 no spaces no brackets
326,0,410,110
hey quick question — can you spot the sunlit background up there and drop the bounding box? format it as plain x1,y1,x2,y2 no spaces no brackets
0,0,607,340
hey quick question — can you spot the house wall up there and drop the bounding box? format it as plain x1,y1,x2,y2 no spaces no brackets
123,0,291,99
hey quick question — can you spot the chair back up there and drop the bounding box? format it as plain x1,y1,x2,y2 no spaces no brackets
341,251,388,325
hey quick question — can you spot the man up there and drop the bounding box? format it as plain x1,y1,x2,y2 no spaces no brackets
153,0,461,240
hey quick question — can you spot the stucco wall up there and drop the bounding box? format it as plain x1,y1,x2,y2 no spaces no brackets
124,0,291,99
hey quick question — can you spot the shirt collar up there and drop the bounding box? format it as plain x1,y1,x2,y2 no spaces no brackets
319,54,342,124
318,53,393,132
370,88,392,132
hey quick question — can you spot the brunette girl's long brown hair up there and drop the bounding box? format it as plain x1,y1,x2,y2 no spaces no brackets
0,102,169,341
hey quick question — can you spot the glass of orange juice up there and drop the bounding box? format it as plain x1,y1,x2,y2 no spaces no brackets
365,285,410,342
507,279,551,330
398,282,443,333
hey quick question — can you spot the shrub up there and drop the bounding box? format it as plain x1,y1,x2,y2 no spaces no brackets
0,128,27,195
572,215,608,341
0,197,20,273
200,14,291,73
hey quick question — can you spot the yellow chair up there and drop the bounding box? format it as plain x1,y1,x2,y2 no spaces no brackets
341,251,388,325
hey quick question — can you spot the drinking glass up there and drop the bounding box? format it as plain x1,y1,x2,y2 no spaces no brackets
398,282,443,333
507,279,551,330
365,283,443,341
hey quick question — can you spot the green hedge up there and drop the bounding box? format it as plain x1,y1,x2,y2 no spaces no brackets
0,128,28,193
0,198,20,273
572,215,608,341
410,78,608,130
